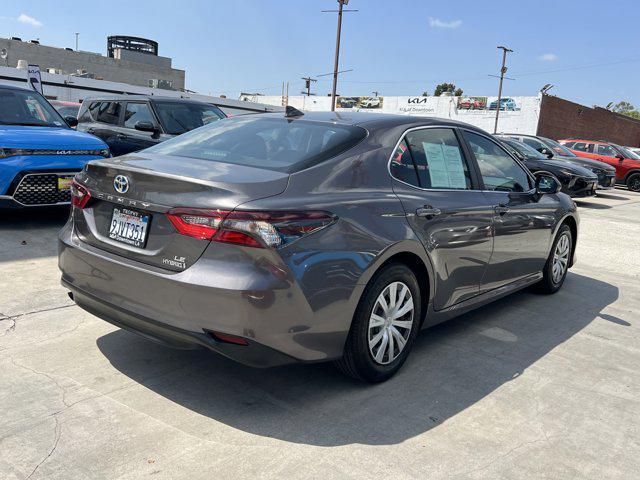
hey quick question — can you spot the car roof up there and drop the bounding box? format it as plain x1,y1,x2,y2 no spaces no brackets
256,111,488,132
81,94,212,106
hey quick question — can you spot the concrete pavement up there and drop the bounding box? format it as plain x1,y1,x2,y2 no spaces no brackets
1,191,639,479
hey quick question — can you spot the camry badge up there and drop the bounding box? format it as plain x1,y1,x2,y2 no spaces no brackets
113,175,129,194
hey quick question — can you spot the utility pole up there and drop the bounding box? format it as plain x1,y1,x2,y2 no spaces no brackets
323,0,357,111
301,76,317,96
493,45,513,134
75,33,79,52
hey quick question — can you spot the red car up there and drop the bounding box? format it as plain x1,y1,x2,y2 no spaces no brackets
558,139,640,192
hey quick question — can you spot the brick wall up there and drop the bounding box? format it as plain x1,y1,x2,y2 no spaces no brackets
537,95,640,147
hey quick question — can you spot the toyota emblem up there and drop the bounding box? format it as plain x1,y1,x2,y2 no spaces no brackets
113,175,129,194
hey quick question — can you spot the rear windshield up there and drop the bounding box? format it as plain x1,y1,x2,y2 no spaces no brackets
146,116,367,172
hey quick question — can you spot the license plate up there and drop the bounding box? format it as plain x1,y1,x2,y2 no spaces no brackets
57,176,73,191
109,207,150,248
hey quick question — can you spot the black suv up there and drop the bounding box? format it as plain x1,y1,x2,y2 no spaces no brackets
77,96,226,157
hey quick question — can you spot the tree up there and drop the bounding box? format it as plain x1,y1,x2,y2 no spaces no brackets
434,83,463,97
421,91,430,97
611,101,635,114
610,101,640,120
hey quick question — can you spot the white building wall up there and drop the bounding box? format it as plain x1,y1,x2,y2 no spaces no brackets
241,94,541,135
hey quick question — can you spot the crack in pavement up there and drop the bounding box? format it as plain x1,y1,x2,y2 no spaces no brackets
24,415,61,480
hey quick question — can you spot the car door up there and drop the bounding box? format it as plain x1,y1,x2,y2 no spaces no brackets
594,144,625,178
461,130,558,291
119,101,164,153
82,101,128,156
390,127,494,311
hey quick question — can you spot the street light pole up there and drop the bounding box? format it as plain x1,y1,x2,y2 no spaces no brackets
75,33,79,52
493,45,513,134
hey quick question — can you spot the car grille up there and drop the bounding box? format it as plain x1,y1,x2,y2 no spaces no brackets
12,173,75,206
592,169,616,187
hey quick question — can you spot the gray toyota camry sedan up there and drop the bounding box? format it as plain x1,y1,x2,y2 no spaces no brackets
59,110,579,382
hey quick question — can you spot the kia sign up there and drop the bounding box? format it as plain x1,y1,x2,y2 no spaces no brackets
27,64,43,94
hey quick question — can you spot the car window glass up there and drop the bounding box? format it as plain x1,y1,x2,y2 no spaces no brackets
390,138,419,186
96,101,122,125
153,102,224,135
402,128,471,190
465,131,531,192
522,137,546,151
572,142,593,153
124,103,157,129
597,144,617,157
0,89,65,127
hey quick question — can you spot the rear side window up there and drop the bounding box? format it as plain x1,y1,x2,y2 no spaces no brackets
124,102,157,129
145,116,367,173
95,101,122,125
464,131,531,193
521,137,547,151
390,138,419,186
397,128,471,190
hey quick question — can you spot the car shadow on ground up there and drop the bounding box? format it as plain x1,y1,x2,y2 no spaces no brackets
574,200,611,209
0,207,69,263
595,192,629,200
96,272,618,446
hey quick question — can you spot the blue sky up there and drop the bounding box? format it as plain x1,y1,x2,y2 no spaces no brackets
2,0,640,107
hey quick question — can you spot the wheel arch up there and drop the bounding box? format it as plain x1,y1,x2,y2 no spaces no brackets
558,214,578,268
623,169,640,182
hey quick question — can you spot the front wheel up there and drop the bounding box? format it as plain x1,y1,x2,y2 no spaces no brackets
535,224,572,294
626,173,640,192
335,263,421,383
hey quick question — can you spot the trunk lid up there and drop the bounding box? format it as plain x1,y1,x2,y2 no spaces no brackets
73,152,289,271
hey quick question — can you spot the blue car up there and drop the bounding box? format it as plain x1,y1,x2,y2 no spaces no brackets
0,85,110,208
489,97,518,111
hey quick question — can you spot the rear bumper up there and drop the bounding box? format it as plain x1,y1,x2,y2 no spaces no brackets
58,222,356,365
65,283,297,367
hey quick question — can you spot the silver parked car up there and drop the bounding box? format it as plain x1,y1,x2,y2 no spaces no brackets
59,111,579,382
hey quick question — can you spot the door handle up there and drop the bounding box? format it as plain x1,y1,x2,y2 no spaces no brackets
494,204,510,215
416,206,442,217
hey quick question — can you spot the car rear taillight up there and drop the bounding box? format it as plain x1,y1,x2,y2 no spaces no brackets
166,208,230,240
166,208,336,248
70,180,91,209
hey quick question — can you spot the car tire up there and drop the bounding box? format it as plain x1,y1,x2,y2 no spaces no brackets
626,173,640,192
535,224,572,294
335,263,421,383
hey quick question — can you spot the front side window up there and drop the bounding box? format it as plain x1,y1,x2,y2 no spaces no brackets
153,102,225,135
464,131,531,192
124,102,157,129
96,101,122,125
146,116,366,173
597,144,618,158
0,88,67,127
398,128,471,190
521,137,547,152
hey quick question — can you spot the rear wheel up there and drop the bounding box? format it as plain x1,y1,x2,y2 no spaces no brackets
335,263,421,383
535,224,572,294
626,173,640,192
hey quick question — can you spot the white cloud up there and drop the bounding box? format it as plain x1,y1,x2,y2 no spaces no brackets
18,13,43,27
538,53,558,62
428,17,462,29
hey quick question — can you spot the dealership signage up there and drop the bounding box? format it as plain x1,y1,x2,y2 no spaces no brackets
27,64,43,94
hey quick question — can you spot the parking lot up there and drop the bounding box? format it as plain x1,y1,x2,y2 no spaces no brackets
0,189,637,479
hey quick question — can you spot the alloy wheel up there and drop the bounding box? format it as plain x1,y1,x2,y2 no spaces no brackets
552,233,570,284
629,176,640,192
368,281,414,365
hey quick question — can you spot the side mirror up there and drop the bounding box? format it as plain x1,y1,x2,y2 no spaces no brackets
134,121,158,133
65,116,78,128
616,155,625,161
534,172,562,195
